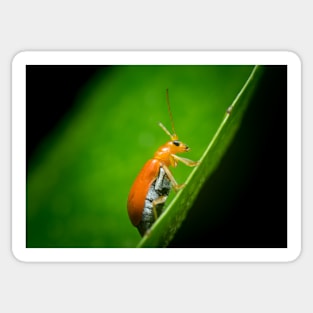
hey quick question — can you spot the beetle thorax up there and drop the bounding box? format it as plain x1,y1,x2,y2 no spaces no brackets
153,143,172,166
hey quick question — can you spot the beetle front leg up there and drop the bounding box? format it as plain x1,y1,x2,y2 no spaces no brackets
172,154,200,167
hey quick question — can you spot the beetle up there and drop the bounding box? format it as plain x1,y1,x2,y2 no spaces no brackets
127,89,200,236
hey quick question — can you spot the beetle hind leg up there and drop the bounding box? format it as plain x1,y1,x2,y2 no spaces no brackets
152,195,167,221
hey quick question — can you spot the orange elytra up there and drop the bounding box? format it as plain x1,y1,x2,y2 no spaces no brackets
127,89,200,236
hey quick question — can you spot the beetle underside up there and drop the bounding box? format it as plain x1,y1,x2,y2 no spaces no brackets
137,167,171,236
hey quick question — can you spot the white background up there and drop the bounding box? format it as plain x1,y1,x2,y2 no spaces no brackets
1,1,310,312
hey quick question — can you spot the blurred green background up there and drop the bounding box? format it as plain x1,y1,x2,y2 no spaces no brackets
26,65,287,248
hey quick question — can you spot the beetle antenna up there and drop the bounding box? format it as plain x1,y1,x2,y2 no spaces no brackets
159,122,172,138
166,89,177,139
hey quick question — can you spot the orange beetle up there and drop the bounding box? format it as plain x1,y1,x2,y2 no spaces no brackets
127,89,200,236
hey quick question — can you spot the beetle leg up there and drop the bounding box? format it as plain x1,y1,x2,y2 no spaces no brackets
152,195,167,220
171,154,200,167
162,164,186,192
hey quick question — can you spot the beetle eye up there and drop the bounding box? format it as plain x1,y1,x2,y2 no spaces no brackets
173,140,180,146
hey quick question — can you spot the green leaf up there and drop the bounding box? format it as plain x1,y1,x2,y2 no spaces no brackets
137,65,264,248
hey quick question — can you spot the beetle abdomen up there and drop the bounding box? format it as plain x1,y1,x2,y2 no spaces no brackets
137,167,171,236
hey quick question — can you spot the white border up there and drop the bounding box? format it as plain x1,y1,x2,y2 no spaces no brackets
12,51,301,262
